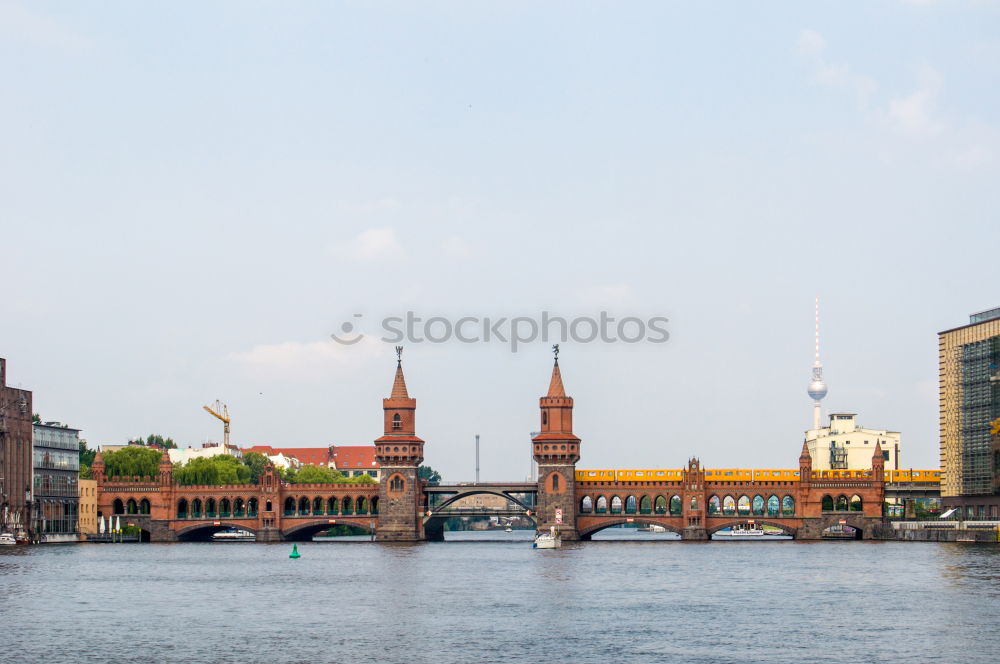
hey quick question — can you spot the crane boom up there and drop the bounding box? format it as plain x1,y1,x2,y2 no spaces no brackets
202,400,231,448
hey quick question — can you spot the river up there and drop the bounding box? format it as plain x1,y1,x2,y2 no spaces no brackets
3,531,999,664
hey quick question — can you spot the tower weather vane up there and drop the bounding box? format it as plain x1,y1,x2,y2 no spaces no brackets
395,345,403,366
552,343,559,364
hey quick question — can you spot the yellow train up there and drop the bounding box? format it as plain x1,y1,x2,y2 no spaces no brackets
885,470,941,483
575,468,941,484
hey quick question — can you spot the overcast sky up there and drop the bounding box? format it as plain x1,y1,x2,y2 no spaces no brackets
2,1,998,480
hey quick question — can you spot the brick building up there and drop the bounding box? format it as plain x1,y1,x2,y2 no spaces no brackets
0,358,33,536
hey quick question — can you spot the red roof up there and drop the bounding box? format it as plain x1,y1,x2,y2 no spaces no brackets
242,445,332,466
331,445,379,470
242,444,378,469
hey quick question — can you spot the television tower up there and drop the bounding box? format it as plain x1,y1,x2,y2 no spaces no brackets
807,297,828,430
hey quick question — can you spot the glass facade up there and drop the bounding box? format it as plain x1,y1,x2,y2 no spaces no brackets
959,337,1000,495
32,423,81,538
970,308,1000,325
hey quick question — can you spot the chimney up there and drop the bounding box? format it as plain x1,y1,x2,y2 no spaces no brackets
0,357,6,387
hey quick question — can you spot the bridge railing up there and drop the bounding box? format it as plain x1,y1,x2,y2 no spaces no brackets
175,511,259,520
280,509,377,517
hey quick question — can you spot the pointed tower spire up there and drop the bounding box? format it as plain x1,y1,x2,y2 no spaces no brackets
799,440,813,486
547,344,566,397
377,346,420,440
391,346,410,399
872,441,885,475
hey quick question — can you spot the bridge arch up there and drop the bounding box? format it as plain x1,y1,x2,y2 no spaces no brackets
282,519,373,541
578,518,683,540
175,522,258,542
707,520,797,538
428,488,534,513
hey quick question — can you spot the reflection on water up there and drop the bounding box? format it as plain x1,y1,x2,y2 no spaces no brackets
2,537,1000,663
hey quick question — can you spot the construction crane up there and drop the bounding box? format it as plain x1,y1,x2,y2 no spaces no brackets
203,400,231,449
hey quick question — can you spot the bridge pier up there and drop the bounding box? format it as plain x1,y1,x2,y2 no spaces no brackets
681,527,709,541
256,527,283,543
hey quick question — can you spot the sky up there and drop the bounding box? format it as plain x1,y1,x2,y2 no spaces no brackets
2,1,998,481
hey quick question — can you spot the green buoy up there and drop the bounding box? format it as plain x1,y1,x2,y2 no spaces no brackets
289,544,301,559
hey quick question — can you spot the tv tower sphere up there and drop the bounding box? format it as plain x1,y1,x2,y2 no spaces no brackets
808,372,828,401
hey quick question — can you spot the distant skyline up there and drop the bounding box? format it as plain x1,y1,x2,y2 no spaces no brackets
2,1,999,480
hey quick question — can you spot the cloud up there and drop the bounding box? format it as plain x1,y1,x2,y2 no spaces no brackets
229,337,385,380
797,32,952,138
575,284,637,308
441,235,473,258
329,227,403,260
885,67,945,137
797,29,826,56
0,2,91,51
798,30,878,109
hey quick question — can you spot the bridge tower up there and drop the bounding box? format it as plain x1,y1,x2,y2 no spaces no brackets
681,457,708,540
374,348,425,541
532,347,581,540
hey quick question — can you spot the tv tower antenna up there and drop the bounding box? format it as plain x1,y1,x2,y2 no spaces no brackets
807,297,829,430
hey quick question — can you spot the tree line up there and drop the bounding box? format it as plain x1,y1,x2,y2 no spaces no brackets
80,436,443,487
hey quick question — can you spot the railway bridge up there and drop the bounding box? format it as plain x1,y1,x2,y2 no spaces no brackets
94,351,889,542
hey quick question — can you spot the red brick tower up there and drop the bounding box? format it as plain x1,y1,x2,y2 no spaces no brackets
532,346,581,540
681,457,707,539
374,347,425,541
871,442,886,517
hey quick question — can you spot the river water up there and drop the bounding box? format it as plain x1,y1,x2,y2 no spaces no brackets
3,531,999,664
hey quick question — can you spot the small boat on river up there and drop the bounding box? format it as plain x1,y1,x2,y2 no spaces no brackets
716,523,765,537
533,526,561,549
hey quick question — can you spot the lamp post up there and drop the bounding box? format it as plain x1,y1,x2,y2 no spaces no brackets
24,487,33,543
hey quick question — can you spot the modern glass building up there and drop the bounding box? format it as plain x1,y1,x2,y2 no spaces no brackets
32,421,80,541
939,308,1000,518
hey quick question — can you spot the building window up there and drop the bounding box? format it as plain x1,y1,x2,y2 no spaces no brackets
390,475,404,492
392,413,402,430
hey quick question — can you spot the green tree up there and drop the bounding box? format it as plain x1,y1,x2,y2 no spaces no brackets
128,434,177,449
79,464,93,480
103,446,162,479
419,465,442,484
173,455,251,486
32,413,41,424
242,452,271,484
79,440,96,469
288,465,346,484
350,473,376,484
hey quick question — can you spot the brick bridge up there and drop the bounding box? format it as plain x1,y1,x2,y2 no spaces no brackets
94,353,887,542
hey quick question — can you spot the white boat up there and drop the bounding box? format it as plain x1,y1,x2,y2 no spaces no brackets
0,532,16,546
717,523,765,537
212,529,255,541
505,525,513,533
533,526,561,549
638,524,667,533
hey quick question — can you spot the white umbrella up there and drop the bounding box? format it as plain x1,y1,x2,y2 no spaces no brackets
98,515,105,534
115,515,121,533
